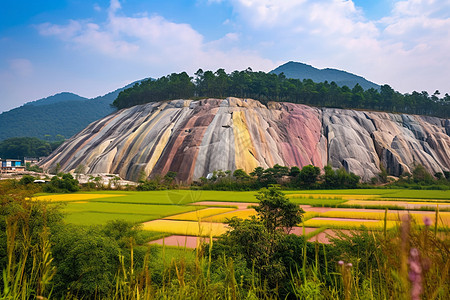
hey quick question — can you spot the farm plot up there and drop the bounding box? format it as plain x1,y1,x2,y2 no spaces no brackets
164,207,235,221
344,200,450,210
33,193,127,202
35,190,448,245
142,220,228,237
62,201,201,225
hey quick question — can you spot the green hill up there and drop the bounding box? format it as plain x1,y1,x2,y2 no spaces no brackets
271,61,380,90
23,92,88,107
0,81,141,141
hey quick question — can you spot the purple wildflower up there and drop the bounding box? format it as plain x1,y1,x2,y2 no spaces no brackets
423,217,432,227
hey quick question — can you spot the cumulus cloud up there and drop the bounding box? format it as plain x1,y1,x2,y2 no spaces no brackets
35,0,450,94
36,0,275,76
226,0,450,93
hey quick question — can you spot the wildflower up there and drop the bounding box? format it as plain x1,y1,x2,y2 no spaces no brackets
423,217,431,227
346,263,352,268
338,260,344,266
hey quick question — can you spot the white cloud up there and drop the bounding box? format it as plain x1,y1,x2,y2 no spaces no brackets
33,0,450,96
36,0,275,78
225,0,450,93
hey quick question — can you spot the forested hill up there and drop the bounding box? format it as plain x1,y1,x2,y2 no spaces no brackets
270,61,380,90
0,81,141,141
23,92,88,106
113,69,450,118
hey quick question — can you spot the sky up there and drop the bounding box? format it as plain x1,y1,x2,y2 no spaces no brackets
1,0,449,113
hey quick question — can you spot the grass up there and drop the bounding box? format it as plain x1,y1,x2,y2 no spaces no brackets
151,244,197,262
60,202,201,225
284,188,450,199
64,212,162,225
378,189,450,200
288,197,347,206
90,190,260,205
62,201,199,215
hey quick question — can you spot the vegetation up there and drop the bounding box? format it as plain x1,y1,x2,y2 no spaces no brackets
194,164,361,190
1,179,448,299
42,173,80,193
0,81,143,142
113,68,450,118
0,137,63,159
0,99,114,142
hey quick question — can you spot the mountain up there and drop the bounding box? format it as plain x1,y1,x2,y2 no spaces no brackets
39,98,450,182
0,81,141,141
271,61,380,90
23,92,88,106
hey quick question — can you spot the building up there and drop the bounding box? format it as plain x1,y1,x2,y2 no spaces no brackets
24,157,40,164
0,158,26,172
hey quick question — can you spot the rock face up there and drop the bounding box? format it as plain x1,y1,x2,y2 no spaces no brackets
40,98,450,182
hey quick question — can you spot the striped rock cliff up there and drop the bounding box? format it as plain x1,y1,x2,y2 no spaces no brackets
39,98,450,182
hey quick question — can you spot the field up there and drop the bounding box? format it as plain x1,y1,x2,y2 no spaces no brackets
39,189,449,243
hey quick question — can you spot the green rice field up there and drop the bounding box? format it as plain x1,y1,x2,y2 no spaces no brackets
40,189,449,241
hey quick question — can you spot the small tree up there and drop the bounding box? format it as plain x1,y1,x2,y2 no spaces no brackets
255,185,304,234
233,169,250,180
298,164,320,188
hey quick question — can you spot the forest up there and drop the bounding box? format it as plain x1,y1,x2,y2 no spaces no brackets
113,69,450,118
0,137,64,159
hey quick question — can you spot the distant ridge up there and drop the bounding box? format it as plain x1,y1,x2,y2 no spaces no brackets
24,92,88,106
270,61,380,90
0,81,142,141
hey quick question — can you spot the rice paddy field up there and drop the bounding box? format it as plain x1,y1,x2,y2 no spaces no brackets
35,189,450,244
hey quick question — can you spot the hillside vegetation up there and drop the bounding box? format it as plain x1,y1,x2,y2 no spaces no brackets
0,81,142,141
113,69,450,118
0,137,63,159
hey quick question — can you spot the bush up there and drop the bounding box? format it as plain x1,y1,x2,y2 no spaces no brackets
43,173,79,193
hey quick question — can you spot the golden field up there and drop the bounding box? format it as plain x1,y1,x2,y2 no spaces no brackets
33,193,126,201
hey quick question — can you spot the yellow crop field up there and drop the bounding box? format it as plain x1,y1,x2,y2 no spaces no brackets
406,202,450,205
345,200,450,209
203,209,257,222
303,211,320,221
320,211,401,221
410,212,450,227
287,194,376,200
303,218,397,230
33,194,126,202
142,220,228,237
164,207,235,221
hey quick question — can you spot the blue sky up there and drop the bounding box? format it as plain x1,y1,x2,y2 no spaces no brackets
1,0,449,113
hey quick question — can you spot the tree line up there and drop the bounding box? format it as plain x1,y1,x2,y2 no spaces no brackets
0,137,64,160
113,68,450,118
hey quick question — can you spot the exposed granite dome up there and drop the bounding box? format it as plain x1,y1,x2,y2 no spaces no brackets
40,98,450,182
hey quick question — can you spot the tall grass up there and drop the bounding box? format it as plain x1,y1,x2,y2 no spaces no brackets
1,188,448,299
